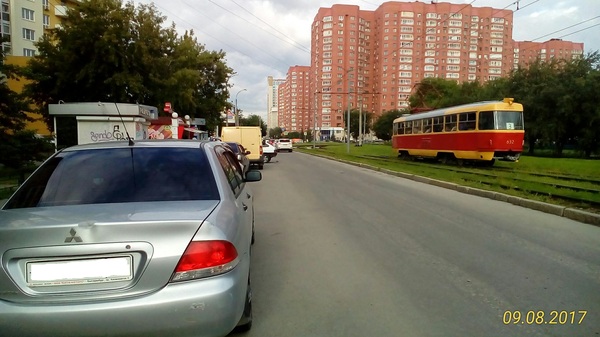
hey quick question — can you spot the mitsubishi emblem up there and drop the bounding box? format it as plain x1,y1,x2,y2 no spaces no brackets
65,228,83,243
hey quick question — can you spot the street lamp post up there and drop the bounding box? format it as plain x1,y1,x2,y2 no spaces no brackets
313,91,318,149
346,68,353,154
235,88,247,126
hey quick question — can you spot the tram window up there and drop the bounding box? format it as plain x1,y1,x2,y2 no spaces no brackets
444,115,457,132
432,117,443,132
423,118,432,133
413,120,422,134
496,111,524,130
396,122,405,135
459,112,476,130
405,121,412,134
479,111,495,130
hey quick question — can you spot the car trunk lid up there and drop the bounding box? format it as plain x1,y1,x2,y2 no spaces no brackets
0,200,218,303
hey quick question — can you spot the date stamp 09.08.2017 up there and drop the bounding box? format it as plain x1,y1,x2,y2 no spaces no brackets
503,310,587,325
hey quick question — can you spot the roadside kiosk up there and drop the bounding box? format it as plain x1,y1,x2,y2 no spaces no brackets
48,102,158,149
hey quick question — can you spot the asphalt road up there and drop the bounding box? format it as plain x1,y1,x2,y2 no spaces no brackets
230,151,599,337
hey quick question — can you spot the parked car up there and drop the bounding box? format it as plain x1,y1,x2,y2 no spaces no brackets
226,141,251,174
276,138,293,152
262,140,278,162
0,139,260,337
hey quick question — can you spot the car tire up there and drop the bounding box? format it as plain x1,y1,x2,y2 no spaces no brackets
234,276,253,332
258,163,264,169
265,156,271,163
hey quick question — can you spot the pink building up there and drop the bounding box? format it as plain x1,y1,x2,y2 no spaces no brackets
273,2,583,135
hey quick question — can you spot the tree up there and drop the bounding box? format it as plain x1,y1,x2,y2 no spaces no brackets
343,109,373,139
0,46,53,183
269,127,282,138
23,0,232,133
558,52,600,157
373,110,404,141
240,114,267,136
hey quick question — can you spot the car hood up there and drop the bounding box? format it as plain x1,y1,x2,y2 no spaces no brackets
0,200,219,303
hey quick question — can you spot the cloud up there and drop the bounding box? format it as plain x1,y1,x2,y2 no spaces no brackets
134,0,600,121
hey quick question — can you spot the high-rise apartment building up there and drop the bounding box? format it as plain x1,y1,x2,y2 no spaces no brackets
311,2,515,126
267,76,285,130
273,2,584,136
3,0,81,136
2,0,77,57
277,65,311,133
513,39,584,68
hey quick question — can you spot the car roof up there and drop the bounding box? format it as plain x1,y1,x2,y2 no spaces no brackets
60,139,216,152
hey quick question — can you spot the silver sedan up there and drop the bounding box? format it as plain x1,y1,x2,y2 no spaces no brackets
0,140,260,337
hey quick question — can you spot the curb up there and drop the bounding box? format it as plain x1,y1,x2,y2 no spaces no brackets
304,151,600,227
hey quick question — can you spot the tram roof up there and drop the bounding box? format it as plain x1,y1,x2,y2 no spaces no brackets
393,99,520,123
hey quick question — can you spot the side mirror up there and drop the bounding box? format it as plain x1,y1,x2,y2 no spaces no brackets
245,150,251,155
245,170,262,182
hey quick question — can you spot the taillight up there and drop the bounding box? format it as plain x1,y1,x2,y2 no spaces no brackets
171,240,239,282
260,145,263,155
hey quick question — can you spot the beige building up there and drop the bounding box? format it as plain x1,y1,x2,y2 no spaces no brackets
273,1,583,135
2,0,75,57
266,76,285,131
2,0,80,135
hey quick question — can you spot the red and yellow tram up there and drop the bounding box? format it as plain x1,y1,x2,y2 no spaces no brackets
392,98,524,165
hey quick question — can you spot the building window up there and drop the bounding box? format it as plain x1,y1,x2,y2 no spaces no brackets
43,14,49,28
22,8,34,21
22,28,35,41
23,48,36,57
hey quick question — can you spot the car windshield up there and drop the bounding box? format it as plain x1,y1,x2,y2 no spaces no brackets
4,147,220,208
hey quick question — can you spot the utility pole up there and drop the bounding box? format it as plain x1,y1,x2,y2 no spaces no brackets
235,88,247,127
358,92,362,147
346,68,353,154
313,91,318,149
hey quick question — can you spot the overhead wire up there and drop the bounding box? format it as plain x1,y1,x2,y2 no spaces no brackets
531,16,600,41
228,0,311,54
180,0,292,72
556,22,600,40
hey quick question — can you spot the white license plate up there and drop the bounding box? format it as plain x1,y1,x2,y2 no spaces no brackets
27,256,133,287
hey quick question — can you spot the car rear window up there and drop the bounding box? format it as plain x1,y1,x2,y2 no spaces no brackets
4,147,220,208
279,139,291,143
226,142,240,153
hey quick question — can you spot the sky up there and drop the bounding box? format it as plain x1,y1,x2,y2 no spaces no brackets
131,0,600,120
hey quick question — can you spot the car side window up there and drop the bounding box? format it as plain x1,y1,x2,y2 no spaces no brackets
215,146,244,195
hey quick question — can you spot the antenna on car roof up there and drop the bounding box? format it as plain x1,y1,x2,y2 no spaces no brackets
114,102,134,146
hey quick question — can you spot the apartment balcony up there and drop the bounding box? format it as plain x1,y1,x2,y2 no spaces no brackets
55,6,69,17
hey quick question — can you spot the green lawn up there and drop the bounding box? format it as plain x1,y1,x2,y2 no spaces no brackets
296,142,600,212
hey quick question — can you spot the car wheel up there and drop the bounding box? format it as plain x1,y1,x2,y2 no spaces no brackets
258,163,264,169
265,156,271,163
234,276,253,332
